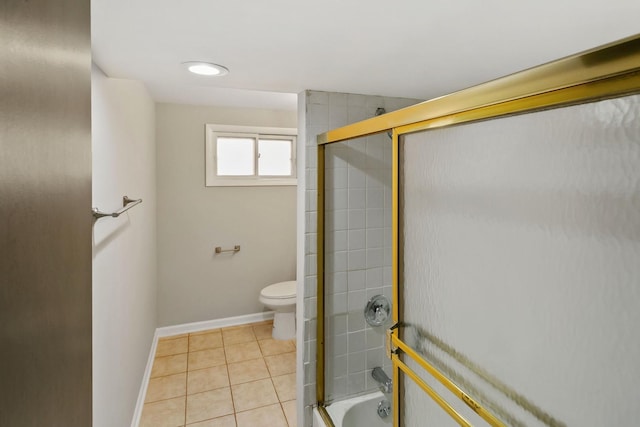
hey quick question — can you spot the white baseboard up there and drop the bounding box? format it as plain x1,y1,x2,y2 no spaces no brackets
130,329,159,427
156,311,274,338
130,311,275,427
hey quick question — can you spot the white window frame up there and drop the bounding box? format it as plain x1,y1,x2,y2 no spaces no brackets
205,124,297,187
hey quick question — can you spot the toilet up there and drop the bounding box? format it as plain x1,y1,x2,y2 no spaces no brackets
260,280,296,340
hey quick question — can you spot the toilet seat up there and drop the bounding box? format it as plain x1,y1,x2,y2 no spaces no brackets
260,281,296,299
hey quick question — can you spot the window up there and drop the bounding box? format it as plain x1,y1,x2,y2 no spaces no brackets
205,124,297,186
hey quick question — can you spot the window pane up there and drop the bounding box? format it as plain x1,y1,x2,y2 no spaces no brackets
258,139,292,176
217,137,255,176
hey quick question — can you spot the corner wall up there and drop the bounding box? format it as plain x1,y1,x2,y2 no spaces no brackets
155,103,297,326
91,65,157,427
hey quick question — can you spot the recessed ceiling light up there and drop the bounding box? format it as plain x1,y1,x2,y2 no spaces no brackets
182,61,229,76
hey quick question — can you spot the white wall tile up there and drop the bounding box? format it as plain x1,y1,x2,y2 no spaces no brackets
366,248,383,268
347,94,367,108
347,269,366,290
329,106,349,128
348,167,366,188
329,92,348,107
347,372,366,395
347,289,366,312
330,292,347,315
332,271,348,293
307,103,329,127
329,314,348,336
347,311,366,333
348,209,366,230
347,249,366,270
308,91,329,105
366,208,385,228
366,228,384,249
348,229,366,250
366,188,384,209
348,350,367,374
348,188,366,209
365,269,383,289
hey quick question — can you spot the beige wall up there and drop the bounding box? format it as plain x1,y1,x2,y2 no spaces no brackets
156,103,297,326
92,65,157,427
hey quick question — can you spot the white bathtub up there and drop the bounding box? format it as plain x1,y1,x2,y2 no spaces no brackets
313,392,392,427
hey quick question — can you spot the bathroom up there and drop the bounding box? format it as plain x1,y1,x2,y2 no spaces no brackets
2,2,640,427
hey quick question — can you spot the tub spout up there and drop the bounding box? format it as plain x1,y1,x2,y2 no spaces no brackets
371,367,392,394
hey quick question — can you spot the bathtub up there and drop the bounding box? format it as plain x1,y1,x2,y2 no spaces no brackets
313,392,392,427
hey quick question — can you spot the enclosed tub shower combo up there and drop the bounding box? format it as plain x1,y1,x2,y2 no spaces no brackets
312,35,640,426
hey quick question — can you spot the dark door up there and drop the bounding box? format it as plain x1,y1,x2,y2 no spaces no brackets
0,0,92,425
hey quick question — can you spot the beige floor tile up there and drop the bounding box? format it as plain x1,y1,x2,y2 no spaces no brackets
151,353,188,378
187,415,236,427
186,388,234,424
258,338,295,356
156,336,189,357
189,330,223,351
252,323,274,340
264,352,296,377
281,400,296,427
140,396,185,427
188,348,226,371
224,341,262,364
222,325,256,346
271,373,296,402
146,372,187,402
190,328,221,335
231,378,279,412
159,333,188,341
187,365,229,394
227,358,270,385
235,404,288,427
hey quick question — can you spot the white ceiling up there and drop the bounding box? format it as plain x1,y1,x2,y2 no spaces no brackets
92,0,639,111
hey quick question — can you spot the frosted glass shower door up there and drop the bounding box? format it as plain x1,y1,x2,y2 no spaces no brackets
398,94,640,426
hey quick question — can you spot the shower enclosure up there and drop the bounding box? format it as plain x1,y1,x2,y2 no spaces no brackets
314,35,640,426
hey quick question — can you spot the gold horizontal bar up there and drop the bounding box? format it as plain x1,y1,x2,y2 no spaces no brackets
394,354,472,427
318,34,640,145
393,335,507,427
397,70,640,137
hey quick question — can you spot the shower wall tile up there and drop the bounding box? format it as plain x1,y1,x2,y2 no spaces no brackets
347,229,366,250
302,90,421,426
329,92,348,106
365,267,382,287
347,290,366,311
308,91,329,105
347,269,365,290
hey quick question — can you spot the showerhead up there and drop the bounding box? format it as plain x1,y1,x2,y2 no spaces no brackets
375,107,393,139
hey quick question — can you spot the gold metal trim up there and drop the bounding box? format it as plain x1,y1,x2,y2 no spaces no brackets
318,34,640,145
394,354,472,427
396,71,640,137
393,335,507,427
392,128,401,427
317,404,336,427
316,144,326,404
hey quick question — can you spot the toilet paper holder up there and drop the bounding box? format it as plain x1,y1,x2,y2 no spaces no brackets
215,245,241,254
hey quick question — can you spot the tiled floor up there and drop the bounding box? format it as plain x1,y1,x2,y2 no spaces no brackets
140,320,297,427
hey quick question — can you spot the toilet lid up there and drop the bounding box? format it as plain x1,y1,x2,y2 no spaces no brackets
261,281,296,299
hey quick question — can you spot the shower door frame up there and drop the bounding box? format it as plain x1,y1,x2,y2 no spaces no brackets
316,34,640,427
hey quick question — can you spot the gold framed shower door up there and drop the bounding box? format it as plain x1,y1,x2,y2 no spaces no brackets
316,34,640,427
